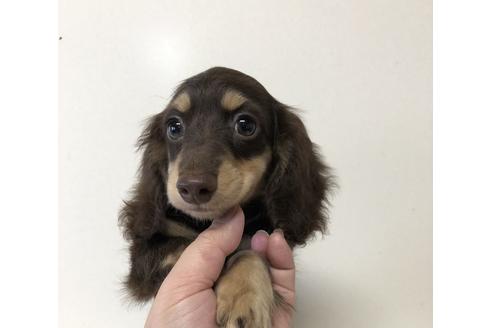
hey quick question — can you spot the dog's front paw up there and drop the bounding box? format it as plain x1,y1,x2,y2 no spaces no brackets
215,251,274,328
216,288,272,328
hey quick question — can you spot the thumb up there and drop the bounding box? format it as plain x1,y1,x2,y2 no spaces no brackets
159,207,244,296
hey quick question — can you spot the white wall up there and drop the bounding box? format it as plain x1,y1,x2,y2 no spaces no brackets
59,1,432,327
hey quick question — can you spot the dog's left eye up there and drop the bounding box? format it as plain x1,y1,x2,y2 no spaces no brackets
235,115,257,137
167,118,184,140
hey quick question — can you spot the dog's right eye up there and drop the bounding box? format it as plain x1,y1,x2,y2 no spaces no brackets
167,118,184,140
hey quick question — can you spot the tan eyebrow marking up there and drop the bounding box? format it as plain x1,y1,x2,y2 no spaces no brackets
221,89,248,111
171,92,191,112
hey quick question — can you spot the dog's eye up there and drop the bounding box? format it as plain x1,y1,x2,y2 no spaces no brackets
167,118,184,140
235,115,257,137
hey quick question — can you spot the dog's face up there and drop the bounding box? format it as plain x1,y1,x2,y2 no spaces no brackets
147,69,277,220
164,88,274,219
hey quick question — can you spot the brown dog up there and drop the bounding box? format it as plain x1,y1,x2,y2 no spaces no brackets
119,67,335,327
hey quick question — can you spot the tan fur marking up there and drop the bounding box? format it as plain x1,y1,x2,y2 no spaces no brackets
162,219,198,240
218,150,271,202
167,155,182,207
171,92,191,112
221,89,248,111
167,150,271,220
160,244,186,269
215,250,274,327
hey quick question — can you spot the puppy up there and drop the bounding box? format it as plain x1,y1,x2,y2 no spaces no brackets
119,67,335,327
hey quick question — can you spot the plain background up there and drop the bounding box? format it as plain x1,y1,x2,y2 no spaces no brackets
59,0,432,327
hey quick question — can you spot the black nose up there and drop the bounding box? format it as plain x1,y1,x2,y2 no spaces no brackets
177,175,217,204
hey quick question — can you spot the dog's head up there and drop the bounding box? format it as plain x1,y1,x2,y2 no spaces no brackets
126,67,334,244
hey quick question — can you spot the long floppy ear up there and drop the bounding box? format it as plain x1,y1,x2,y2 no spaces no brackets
119,113,169,241
265,104,336,246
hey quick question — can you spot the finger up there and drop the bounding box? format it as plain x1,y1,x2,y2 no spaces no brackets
267,230,295,270
251,230,269,257
160,207,244,295
267,229,295,302
268,230,296,327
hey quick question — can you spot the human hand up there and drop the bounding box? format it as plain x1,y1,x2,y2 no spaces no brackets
145,207,295,327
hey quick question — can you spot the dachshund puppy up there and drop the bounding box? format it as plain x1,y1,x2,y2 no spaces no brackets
119,67,335,327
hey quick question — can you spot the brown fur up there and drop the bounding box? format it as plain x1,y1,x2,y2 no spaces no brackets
119,67,336,323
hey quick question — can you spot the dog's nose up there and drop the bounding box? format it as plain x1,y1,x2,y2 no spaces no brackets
176,175,217,204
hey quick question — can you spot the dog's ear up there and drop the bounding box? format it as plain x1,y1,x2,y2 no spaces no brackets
265,104,335,245
119,113,169,240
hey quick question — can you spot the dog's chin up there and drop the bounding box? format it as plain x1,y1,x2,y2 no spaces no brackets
171,203,232,221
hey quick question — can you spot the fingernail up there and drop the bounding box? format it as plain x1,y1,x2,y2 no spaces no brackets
255,229,269,237
251,230,269,255
273,228,284,237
